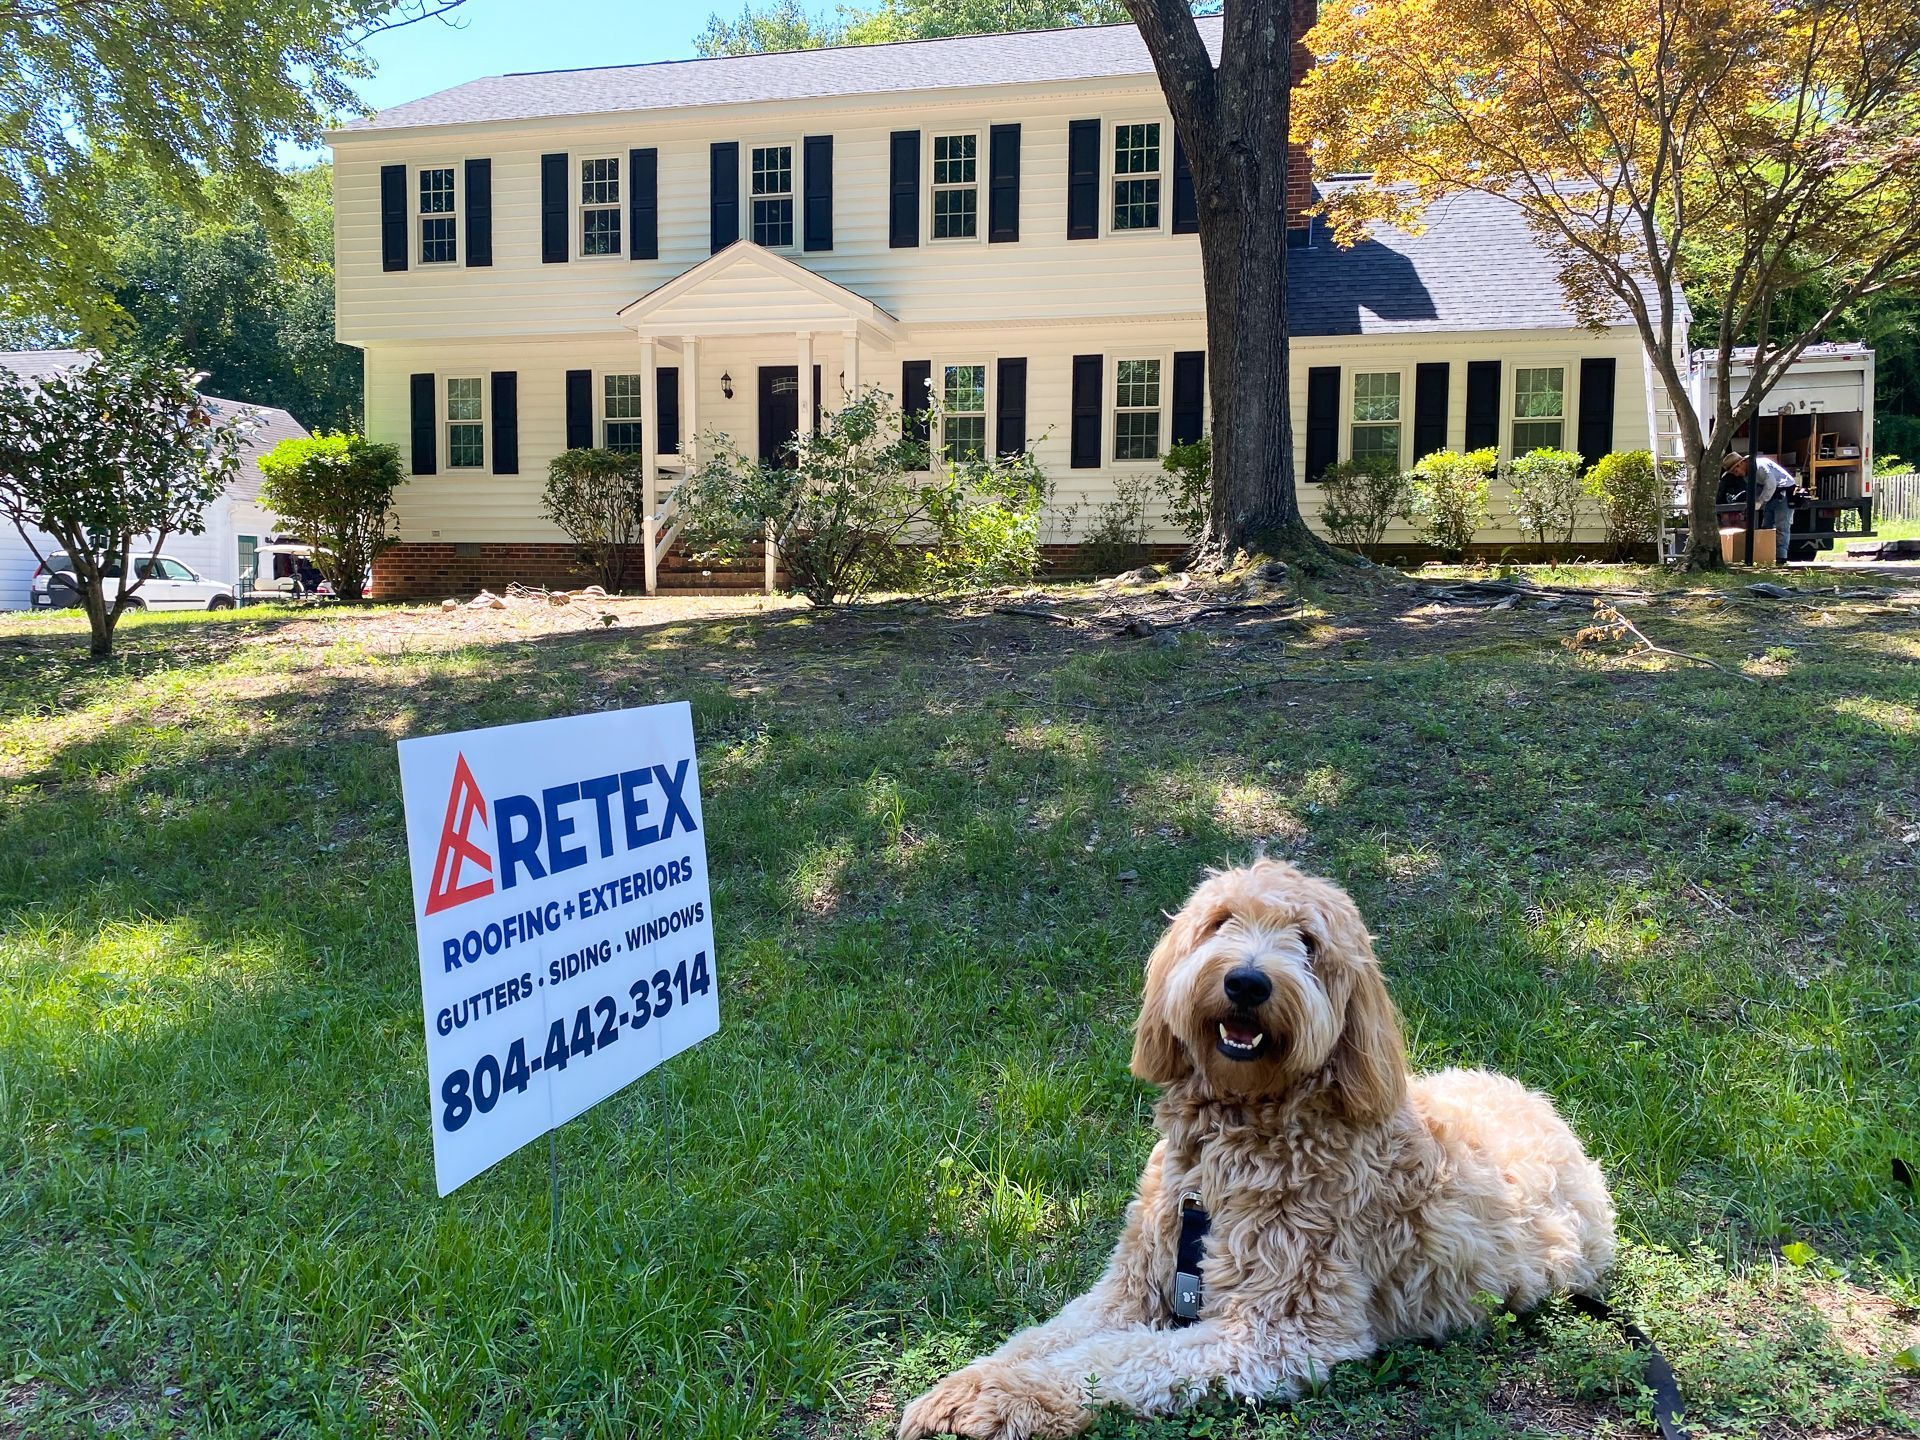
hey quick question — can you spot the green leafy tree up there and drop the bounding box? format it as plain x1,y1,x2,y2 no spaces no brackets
696,0,1128,56
696,0,848,53
0,354,251,656
1158,437,1211,542
1403,448,1494,560
0,0,466,329
542,449,648,592
256,432,402,602
1504,448,1586,547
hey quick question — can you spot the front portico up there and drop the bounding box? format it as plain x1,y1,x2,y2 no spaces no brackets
618,243,901,593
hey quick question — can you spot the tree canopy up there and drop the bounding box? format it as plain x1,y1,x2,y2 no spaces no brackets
696,0,1130,55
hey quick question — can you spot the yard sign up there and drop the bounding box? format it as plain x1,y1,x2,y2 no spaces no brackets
397,702,717,1195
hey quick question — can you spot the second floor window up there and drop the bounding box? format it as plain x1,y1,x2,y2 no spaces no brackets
1115,358,1162,460
419,167,457,264
942,364,987,463
604,373,644,452
1112,122,1162,232
1512,367,1566,452
1350,372,1402,468
581,157,622,257
446,377,484,469
931,133,978,240
752,145,794,248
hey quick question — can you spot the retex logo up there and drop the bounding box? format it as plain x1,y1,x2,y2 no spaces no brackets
424,751,699,916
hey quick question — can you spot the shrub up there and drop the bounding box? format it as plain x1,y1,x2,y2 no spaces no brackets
1317,458,1409,557
1157,436,1211,541
256,431,403,602
1505,447,1586,545
1069,475,1156,576
1582,449,1670,559
543,449,648,592
921,448,1052,591
1404,447,1495,558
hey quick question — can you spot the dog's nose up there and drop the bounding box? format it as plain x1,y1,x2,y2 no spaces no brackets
1223,967,1272,1008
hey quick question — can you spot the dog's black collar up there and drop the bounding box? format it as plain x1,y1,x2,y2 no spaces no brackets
1171,1190,1209,1325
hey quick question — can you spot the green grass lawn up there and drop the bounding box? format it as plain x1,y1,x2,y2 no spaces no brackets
3,569,1918,1439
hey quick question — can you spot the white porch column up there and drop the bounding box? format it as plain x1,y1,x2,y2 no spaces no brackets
843,327,859,401
681,335,700,458
640,337,658,596
797,331,815,438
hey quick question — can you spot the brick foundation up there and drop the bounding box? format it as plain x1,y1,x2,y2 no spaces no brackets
371,542,770,600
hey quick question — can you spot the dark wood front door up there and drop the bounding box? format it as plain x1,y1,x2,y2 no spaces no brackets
756,365,823,468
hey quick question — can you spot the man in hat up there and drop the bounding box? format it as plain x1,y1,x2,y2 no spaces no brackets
1722,449,1798,564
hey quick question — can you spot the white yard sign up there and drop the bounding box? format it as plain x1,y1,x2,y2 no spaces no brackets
398,702,717,1195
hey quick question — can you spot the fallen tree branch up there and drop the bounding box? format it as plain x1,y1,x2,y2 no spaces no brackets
1567,601,1757,681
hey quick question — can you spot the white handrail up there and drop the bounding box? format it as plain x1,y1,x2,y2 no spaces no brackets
644,475,687,596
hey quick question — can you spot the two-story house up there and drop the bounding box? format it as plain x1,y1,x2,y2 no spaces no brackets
329,11,1659,598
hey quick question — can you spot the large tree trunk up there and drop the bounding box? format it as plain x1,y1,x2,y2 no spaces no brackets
1128,0,1336,568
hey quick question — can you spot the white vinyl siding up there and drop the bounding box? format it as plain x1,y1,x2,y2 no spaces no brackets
1512,366,1566,453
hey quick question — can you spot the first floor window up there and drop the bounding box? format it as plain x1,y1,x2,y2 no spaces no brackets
942,363,987,463
752,145,794,248
931,133,978,240
1349,371,1402,468
1112,122,1162,232
419,166,457,264
446,377,484,468
581,157,621,256
1512,366,1566,452
604,373,644,452
1114,358,1162,460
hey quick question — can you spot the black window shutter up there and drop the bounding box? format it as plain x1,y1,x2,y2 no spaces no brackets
380,165,408,272
889,130,920,248
1067,119,1100,240
803,134,833,252
1577,357,1617,465
630,148,658,260
1413,362,1450,460
996,357,1028,457
988,123,1021,243
1464,360,1501,451
901,359,932,444
565,369,593,450
1171,351,1206,445
710,142,739,252
1172,136,1198,235
409,373,437,474
490,371,518,474
464,158,492,267
656,366,680,454
1305,366,1340,482
541,153,568,264
1070,354,1103,468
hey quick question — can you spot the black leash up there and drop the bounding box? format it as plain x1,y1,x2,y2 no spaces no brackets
1569,1293,1691,1440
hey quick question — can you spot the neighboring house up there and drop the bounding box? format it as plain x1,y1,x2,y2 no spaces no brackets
328,8,1665,596
0,350,307,609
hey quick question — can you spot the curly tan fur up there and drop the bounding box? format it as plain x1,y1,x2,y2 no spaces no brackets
900,859,1615,1440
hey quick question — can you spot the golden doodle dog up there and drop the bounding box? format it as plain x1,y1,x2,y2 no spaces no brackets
900,859,1614,1440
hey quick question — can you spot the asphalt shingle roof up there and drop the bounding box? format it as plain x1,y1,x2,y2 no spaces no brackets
343,17,1222,133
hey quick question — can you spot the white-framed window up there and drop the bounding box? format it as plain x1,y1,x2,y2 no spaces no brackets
750,144,794,248
1349,371,1403,469
1114,357,1163,461
930,132,980,241
446,377,485,469
941,363,988,463
418,165,458,264
580,156,622,257
1512,366,1567,453
1111,121,1163,232
604,373,644,453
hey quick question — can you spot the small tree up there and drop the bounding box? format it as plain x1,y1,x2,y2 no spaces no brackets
0,354,250,657
543,449,647,592
1316,458,1410,558
1404,448,1494,560
256,432,402,601
1504,448,1586,547
1584,450,1670,561
1157,437,1212,543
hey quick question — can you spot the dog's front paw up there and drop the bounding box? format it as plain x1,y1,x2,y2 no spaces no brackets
898,1362,1087,1440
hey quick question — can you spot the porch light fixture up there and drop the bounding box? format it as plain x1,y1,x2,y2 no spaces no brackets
721,371,734,398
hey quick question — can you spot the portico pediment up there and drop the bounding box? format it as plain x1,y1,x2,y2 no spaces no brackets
618,242,899,346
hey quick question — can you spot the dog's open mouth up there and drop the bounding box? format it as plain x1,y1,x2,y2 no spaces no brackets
1214,1016,1271,1060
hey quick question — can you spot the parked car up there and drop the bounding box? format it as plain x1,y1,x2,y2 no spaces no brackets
30,553,236,611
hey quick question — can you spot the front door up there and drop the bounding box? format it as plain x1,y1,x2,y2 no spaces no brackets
757,365,824,468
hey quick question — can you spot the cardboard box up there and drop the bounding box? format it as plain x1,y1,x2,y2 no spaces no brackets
1720,528,1781,566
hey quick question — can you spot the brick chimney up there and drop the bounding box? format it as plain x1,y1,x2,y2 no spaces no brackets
1287,0,1317,227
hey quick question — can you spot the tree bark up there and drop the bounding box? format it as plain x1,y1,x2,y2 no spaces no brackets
1127,0,1334,567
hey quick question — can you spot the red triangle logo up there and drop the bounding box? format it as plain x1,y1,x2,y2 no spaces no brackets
425,752,495,915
